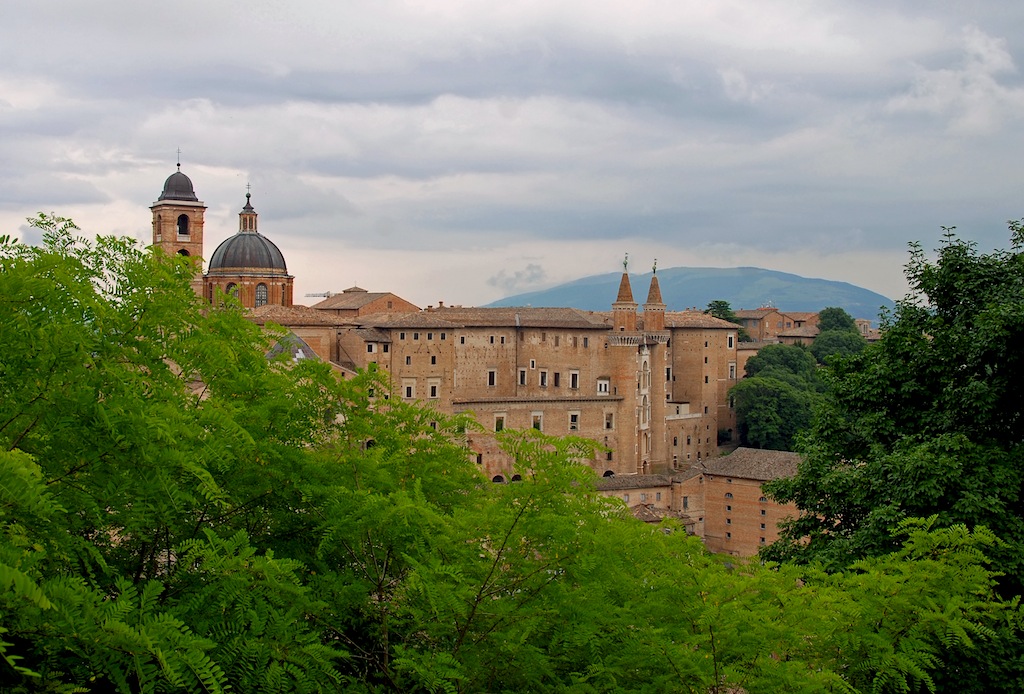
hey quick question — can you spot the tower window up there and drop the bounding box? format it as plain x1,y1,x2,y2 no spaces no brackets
177,214,190,236
177,249,190,256
255,283,268,307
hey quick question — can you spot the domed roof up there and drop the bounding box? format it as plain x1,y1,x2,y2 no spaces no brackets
208,233,289,274
158,168,199,202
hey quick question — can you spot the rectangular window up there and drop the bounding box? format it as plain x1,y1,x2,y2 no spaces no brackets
427,332,433,340
441,332,446,340
704,375,709,384
430,385,438,398
460,336,465,344
494,415,505,432
597,378,609,393
666,367,671,381
605,412,614,430
519,369,526,386
382,344,389,353
400,332,406,340
569,412,579,431
729,363,737,380
606,451,613,461
683,496,688,510
623,493,629,503
490,335,495,344
531,413,543,431
728,334,735,349
570,371,580,389
488,370,496,387
761,509,766,516
405,356,411,365
726,532,731,539
530,359,536,369
431,355,437,365
367,344,374,353
539,371,548,387
554,336,560,346
640,493,647,502
554,372,561,387
500,336,506,344
760,523,766,530
583,337,589,348
413,332,419,340
405,386,413,398
476,453,483,464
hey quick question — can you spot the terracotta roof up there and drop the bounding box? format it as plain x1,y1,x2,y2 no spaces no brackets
366,313,463,329
784,311,818,322
421,306,610,329
353,327,391,343
630,503,668,523
702,447,800,481
596,473,672,491
664,311,740,330
312,290,410,311
645,275,663,305
778,326,819,338
614,272,635,304
735,308,779,319
736,340,776,350
248,304,344,326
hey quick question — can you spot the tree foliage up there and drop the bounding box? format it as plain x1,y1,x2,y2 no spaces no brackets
816,306,858,333
0,215,1019,693
731,344,822,450
765,223,1024,689
810,328,867,364
705,299,751,341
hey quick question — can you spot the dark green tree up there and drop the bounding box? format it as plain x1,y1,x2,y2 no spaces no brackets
705,299,751,341
765,223,1024,690
816,306,858,332
810,328,867,364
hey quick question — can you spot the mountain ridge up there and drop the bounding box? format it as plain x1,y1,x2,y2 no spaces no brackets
485,266,895,320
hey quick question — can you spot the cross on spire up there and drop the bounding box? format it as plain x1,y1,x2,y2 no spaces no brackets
176,147,181,170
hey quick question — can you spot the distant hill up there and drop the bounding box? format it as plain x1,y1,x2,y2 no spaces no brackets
486,267,895,320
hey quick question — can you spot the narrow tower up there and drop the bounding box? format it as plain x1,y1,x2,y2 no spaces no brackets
611,254,638,332
642,261,666,331
151,165,206,295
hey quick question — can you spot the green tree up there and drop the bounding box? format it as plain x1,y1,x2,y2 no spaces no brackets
730,344,823,450
816,306,858,332
766,223,1024,689
705,299,751,341
810,328,867,364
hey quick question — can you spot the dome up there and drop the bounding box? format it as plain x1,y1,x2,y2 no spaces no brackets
159,169,199,202
207,233,289,274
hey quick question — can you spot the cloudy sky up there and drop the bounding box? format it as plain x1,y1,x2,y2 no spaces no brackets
3,1,1023,308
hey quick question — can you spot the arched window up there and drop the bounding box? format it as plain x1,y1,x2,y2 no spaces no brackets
177,249,190,256
491,475,505,484
225,283,238,297
510,474,522,482
177,214,190,236
255,283,268,307
602,470,615,477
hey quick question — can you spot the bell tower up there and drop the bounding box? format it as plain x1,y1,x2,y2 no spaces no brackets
151,164,206,295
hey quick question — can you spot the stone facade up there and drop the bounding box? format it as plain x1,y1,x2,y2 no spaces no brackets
596,448,800,557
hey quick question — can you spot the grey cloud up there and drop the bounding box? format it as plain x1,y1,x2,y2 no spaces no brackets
487,263,548,293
